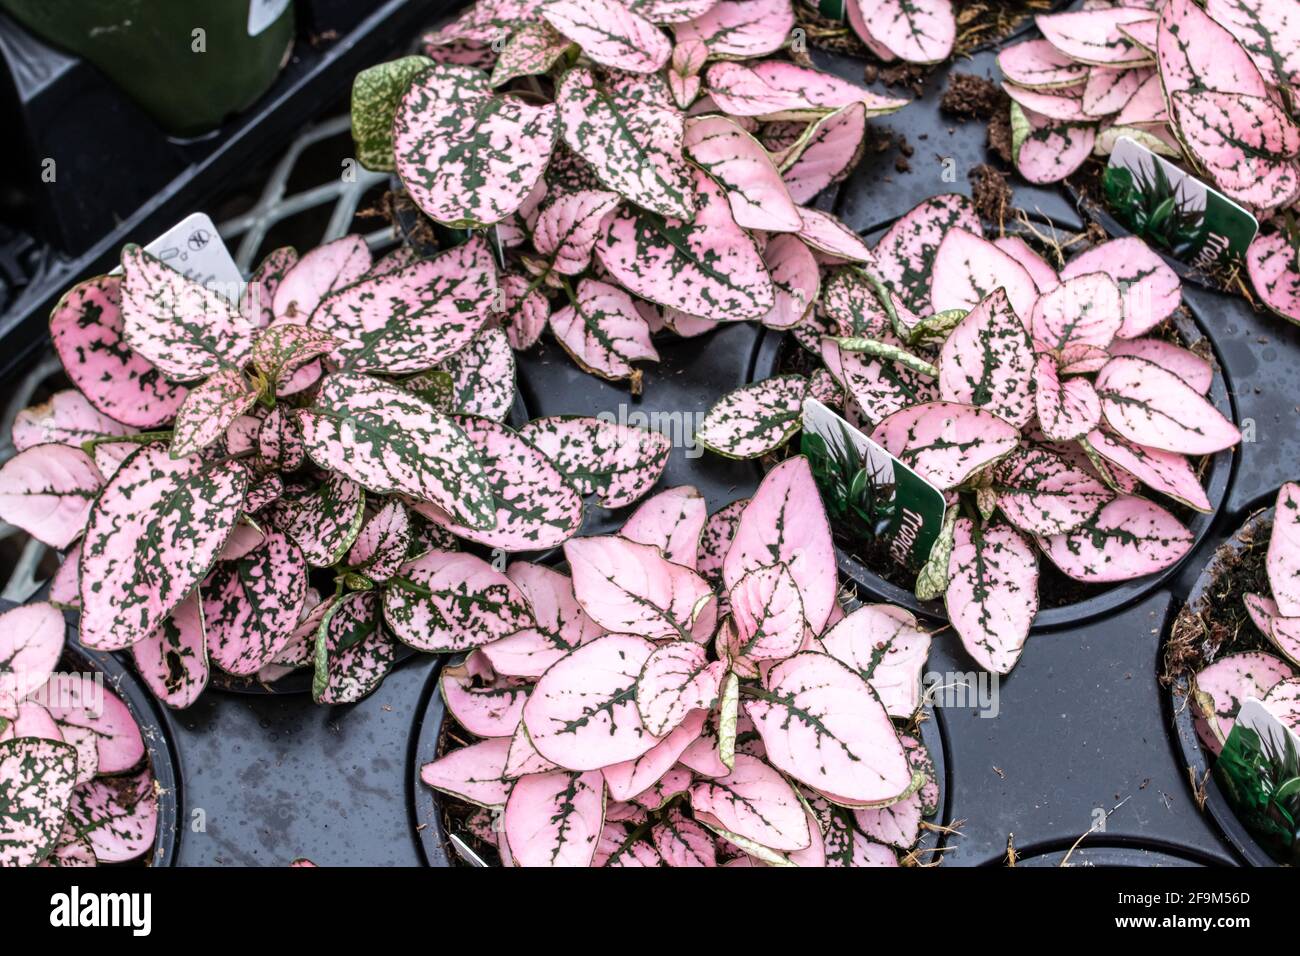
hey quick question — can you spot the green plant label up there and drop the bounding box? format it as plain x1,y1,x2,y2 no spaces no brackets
1215,697,1300,865
1104,136,1258,271
800,398,947,571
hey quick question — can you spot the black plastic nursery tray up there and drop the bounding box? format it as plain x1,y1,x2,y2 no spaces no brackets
12,9,1300,870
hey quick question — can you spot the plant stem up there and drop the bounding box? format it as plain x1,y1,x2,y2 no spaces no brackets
80,430,173,455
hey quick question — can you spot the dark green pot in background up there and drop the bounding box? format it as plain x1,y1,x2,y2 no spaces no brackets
0,0,294,136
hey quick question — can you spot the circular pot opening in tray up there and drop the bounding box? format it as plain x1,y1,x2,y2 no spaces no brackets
1006,844,1207,868
754,301,1236,632
409,641,952,868
67,635,181,867
1163,506,1293,867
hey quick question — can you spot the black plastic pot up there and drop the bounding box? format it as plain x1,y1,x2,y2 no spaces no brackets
409,654,951,867
1165,506,1284,868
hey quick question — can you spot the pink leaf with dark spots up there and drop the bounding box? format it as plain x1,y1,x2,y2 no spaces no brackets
1038,494,1193,583
1114,72,1167,126
723,457,837,634
1269,482,1300,617
266,473,365,567
346,501,411,582
851,0,954,64
820,604,931,719
242,246,298,328
1095,355,1240,454
312,591,399,705
930,228,1038,322
533,189,622,275
779,102,867,204
1011,103,1097,184
394,64,557,227
441,327,516,422
272,235,371,322
1107,337,1212,394
169,369,259,459
1003,82,1090,123
383,550,533,652
604,709,706,801
651,804,716,866
684,114,801,231
79,446,248,651
204,528,308,676
12,390,135,454
505,768,605,867
1205,0,1300,87
1036,7,1156,66
1035,354,1102,443
1082,66,1148,117
1263,676,1300,733
946,520,1038,674
1059,237,1180,338
706,60,906,120
0,738,78,866
481,563,605,678
420,737,512,807
874,193,981,314
730,563,805,661
0,602,64,702
869,401,1020,490
498,273,551,349
131,595,208,709
68,766,157,863
1085,428,1210,512
689,752,810,851
1157,0,1268,98
629,0,718,24
698,374,806,460
544,0,671,74
0,444,102,549
674,0,793,57
520,415,670,508
746,651,912,805
998,38,1088,88
489,21,573,87
637,642,725,736
49,544,81,608
1246,231,1300,324
49,275,187,428
506,721,559,779
760,234,819,330
46,675,144,775
796,206,874,263
994,445,1113,536
119,245,254,380
549,278,659,387
938,288,1036,427
523,633,661,770
566,535,713,640
621,485,707,568
440,658,530,738
698,498,746,589
1192,651,1295,753
597,168,773,321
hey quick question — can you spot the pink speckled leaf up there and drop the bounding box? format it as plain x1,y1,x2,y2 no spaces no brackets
312,591,399,705
1095,356,1240,454
79,446,248,650
780,102,867,204
698,375,806,460
637,642,725,736
603,709,705,801
0,602,64,702
131,594,208,709
689,752,810,851
523,633,660,770
556,67,694,219
698,498,746,589
1171,90,1300,211
1269,482,1300,617
946,519,1038,674
394,64,557,227
272,235,371,322
566,535,712,640
1205,0,1300,87
243,246,298,328
412,415,584,551
1243,595,1300,667
1035,354,1101,443
119,245,254,380
706,59,905,120
498,272,551,349
621,485,707,568
869,401,1020,490
383,550,533,652
994,445,1112,536
1036,7,1155,66
730,563,805,661
67,766,156,863
440,658,530,738
544,0,670,73
651,804,716,866
481,563,605,678
851,0,955,64
46,676,143,775
49,274,187,428
506,720,560,779
1059,237,1180,338
12,390,135,454
630,0,718,23
597,168,773,321
1085,428,1210,512
489,21,573,87
1263,676,1300,732
49,544,81,608
684,115,801,231
0,444,102,550
872,193,981,314
420,737,512,807
1114,72,1167,125
297,372,495,529
533,188,622,275
169,369,259,459
549,279,659,388
998,38,1088,88
854,735,933,849
1082,66,1147,117
746,651,912,805
255,406,304,472
675,0,793,57
441,328,516,422
1030,272,1122,353
0,737,78,867
203,528,307,677
1011,103,1097,184
266,473,365,567
1003,82,1090,123
820,604,931,719
1193,651,1295,753
520,415,670,508
930,228,1038,323
249,323,338,392
760,234,819,330
1157,0,1268,99
1039,494,1193,583
505,768,605,867
796,206,873,263
312,238,497,374
1246,231,1300,324
346,501,411,582
723,457,837,633
937,288,1036,427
